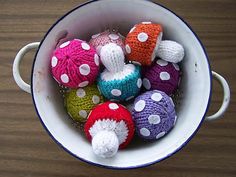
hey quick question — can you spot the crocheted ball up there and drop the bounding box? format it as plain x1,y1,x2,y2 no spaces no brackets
125,22,163,66
84,102,135,158
51,39,100,88
132,90,177,140
98,64,142,102
89,30,125,56
143,59,180,95
65,84,104,123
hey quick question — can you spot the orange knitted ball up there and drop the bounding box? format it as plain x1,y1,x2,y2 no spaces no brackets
125,23,163,66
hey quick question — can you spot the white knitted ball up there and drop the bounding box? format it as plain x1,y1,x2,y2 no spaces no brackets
157,40,185,63
92,130,119,158
100,43,125,73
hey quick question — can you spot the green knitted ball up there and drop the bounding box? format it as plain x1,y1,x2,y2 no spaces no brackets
65,84,104,123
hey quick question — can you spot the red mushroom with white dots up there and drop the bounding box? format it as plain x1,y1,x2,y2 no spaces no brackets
84,102,135,158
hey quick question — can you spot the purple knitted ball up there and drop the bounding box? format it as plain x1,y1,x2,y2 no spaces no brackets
132,90,177,140
142,59,180,95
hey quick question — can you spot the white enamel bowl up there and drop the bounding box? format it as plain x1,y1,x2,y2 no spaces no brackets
13,0,230,169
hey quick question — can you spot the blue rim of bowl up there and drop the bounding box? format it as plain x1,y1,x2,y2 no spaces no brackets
31,0,212,170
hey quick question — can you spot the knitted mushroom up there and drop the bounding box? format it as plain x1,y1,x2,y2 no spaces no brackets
97,43,141,102
132,90,177,140
64,84,104,123
51,39,100,88
84,102,135,158
89,30,125,56
142,59,180,95
125,22,184,65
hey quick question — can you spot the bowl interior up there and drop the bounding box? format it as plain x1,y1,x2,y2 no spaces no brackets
32,0,211,168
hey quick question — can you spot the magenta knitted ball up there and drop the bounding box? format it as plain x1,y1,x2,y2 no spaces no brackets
142,59,180,95
89,30,125,56
51,39,100,88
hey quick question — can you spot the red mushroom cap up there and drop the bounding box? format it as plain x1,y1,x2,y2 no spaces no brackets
84,102,134,149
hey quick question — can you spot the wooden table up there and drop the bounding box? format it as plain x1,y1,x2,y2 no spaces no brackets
0,0,235,176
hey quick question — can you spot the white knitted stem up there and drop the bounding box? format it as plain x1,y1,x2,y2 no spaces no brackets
156,40,185,63
92,130,119,158
100,43,125,73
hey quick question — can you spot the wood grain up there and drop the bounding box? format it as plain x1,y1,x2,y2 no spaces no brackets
0,0,235,177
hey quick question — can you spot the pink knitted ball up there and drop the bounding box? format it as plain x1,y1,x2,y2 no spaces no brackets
51,39,100,88
89,30,125,55
142,59,180,95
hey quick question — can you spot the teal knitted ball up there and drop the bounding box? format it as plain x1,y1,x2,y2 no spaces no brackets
98,64,141,102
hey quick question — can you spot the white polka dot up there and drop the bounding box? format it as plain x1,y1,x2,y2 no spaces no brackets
156,132,165,139
140,128,150,137
79,110,88,119
60,74,69,83
151,92,163,102
125,96,134,101
156,59,168,66
160,72,170,80
79,64,90,76
51,56,58,67
129,26,136,33
137,78,142,88
125,44,131,54
148,115,161,125
92,95,100,104
92,33,100,39
78,81,89,87
76,88,86,98
111,89,122,96
60,41,70,48
172,63,180,71
174,115,177,125
134,100,146,112
141,21,152,24
96,45,103,55
109,34,119,40
132,61,141,66
143,78,151,90
109,103,119,110
137,32,149,42
94,54,99,66
81,42,90,50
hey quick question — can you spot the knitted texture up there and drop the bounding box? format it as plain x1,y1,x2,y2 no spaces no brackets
98,64,141,102
84,102,135,149
89,30,125,56
143,59,180,95
157,40,185,63
51,39,100,88
125,22,163,66
64,84,104,123
132,90,176,140
100,43,125,73
92,130,119,158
